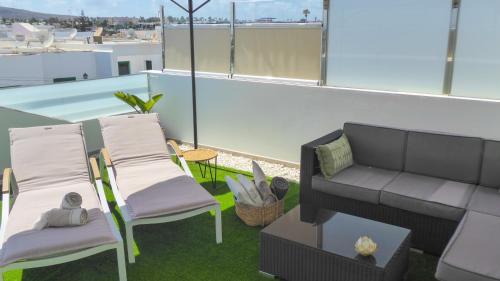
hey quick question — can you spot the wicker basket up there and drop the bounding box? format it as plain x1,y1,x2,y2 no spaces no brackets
235,198,284,227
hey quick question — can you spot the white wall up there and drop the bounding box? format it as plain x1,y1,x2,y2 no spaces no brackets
111,43,162,76
0,42,160,88
115,54,162,75
0,54,44,87
41,52,98,82
149,72,500,164
0,51,99,87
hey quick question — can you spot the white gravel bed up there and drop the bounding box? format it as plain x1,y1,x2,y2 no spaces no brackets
179,144,300,182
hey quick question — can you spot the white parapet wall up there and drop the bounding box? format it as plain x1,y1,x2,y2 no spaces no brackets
149,71,500,165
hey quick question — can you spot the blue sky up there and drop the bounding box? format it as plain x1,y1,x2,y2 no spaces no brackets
0,0,323,21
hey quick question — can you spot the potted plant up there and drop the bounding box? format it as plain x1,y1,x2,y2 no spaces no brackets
114,91,164,114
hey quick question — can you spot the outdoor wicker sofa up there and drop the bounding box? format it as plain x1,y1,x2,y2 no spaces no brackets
300,122,500,281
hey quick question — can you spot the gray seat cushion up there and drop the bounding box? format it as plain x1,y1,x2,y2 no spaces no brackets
343,123,407,171
405,131,483,184
467,186,500,217
436,211,500,281
479,140,500,189
381,173,475,221
312,165,400,204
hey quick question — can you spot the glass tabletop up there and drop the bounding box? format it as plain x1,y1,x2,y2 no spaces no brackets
261,206,411,269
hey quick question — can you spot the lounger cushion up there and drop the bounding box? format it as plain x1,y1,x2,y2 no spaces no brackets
99,113,171,168
0,183,117,266
115,159,217,219
467,186,500,217
312,165,399,204
405,131,483,184
436,211,500,281
479,140,500,189
381,173,475,221
9,124,90,193
343,123,407,171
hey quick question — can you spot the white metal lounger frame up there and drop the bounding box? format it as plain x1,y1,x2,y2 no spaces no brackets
101,140,222,264
0,159,127,281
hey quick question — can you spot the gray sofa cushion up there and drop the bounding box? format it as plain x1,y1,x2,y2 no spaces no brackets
312,165,399,204
405,131,483,184
479,140,500,189
343,123,407,171
380,173,475,221
436,211,500,281
467,186,500,217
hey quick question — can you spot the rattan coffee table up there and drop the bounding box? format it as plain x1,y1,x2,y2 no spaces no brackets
183,148,218,189
260,206,411,281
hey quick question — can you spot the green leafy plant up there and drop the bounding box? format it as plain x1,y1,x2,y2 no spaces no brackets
114,91,164,114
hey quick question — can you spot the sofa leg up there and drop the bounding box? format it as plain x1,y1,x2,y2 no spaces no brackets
215,205,222,244
125,224,135,263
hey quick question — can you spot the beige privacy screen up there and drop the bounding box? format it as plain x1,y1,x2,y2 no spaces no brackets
165,25,321,81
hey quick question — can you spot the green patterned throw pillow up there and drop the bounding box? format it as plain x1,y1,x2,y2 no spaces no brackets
316,134,353,179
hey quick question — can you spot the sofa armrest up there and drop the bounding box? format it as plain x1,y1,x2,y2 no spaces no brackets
300,130,343,204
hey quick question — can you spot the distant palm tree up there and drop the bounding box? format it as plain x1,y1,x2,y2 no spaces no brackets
303,9,310,22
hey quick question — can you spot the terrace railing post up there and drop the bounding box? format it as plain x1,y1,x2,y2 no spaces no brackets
442,0,461,96
160,5,166,72
319,0,330,86
229,1,236,79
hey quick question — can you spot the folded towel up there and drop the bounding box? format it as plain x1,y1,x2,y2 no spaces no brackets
61,192,83,210
252,161,267,188
236,174,265,207
34,208,88,230
251,161,275,205
271,177,289,200
257,181,276,205
225,176,256,206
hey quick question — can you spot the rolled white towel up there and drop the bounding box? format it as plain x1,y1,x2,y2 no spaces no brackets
61,192,83,210
252,161,267,188
34,208,88,230
251,161,275,205
236,174,264,207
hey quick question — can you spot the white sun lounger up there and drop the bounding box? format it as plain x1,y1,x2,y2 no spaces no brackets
98,113,222,263
0,124,126,281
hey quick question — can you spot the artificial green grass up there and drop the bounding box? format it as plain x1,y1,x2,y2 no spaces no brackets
1,163,438,281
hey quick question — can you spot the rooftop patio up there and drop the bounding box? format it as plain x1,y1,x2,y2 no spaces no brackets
1,0,500,281
0,162,439,281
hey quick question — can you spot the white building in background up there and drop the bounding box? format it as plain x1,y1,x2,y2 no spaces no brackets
0,23,162,88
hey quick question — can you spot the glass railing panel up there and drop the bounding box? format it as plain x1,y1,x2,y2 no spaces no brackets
326,0,451,94
451,0,500,100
